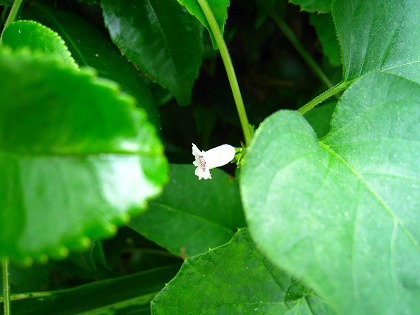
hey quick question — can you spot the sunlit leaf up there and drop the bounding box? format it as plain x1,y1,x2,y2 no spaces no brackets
2,20,76,67
241,72,420,314
0,50,167,264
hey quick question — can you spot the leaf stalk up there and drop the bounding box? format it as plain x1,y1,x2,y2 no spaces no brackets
298,80,352,114
196,0,253,147
2,258,11,315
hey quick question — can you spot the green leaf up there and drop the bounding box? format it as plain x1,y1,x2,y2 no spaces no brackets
0,50,168,264
176,0,230,49
309,13,341,67
3,265,181,314
303,101,335,138
333,0,420,83
152,229,336,314
2,20,76,67
101,0,204,105
129,164,245,258
21,3,160,128
241,72,420,314
289,0,331,13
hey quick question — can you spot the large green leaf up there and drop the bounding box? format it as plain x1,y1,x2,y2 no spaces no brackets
152,229,335,314
129,164,245,258
241,72,420,314
2,20,76,67
289,0,331,13
101,0,204,105
1,264,181,314
333,0,420,83
0,50,167,264
21,3,160,128
176,0,230,49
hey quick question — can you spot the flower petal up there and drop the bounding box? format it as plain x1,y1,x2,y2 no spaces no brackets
192,143,202,157
195,165,211,180
204,144,236,169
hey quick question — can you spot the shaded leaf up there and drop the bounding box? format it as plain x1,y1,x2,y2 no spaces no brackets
309,13,341,67
67,240,115,279
0,0,13,6
3,265,181,315
0,262,51,293
152,229,336,314
130,164,245,258
0,50,167,264
241,72,420,314
21,3,160,128
333,0,420,83
177,0,230,49
101,0,204,105
303,101,335,138
2,20,76,67
289,0,331,13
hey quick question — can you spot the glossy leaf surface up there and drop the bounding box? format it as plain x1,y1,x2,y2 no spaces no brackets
2,20,76,67
241,72,420,314
333,0,420,83
101,0,204,105
21,3,160,128
0,51,167,263
129,164,245,258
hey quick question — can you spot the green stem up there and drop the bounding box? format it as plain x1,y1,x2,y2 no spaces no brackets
2,259,11,315
0,0,24,42
262,1,333,89
196,0,252,147
298,80,352,114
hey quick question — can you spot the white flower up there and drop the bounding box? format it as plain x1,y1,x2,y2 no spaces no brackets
192,143,236,180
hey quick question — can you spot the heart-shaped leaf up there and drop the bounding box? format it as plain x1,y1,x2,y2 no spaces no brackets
241,72,420,314
2,20,76,67
129,164,245,258
152,229,335,314
334,0,420,83
101,0,204,105
0,50,168,264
